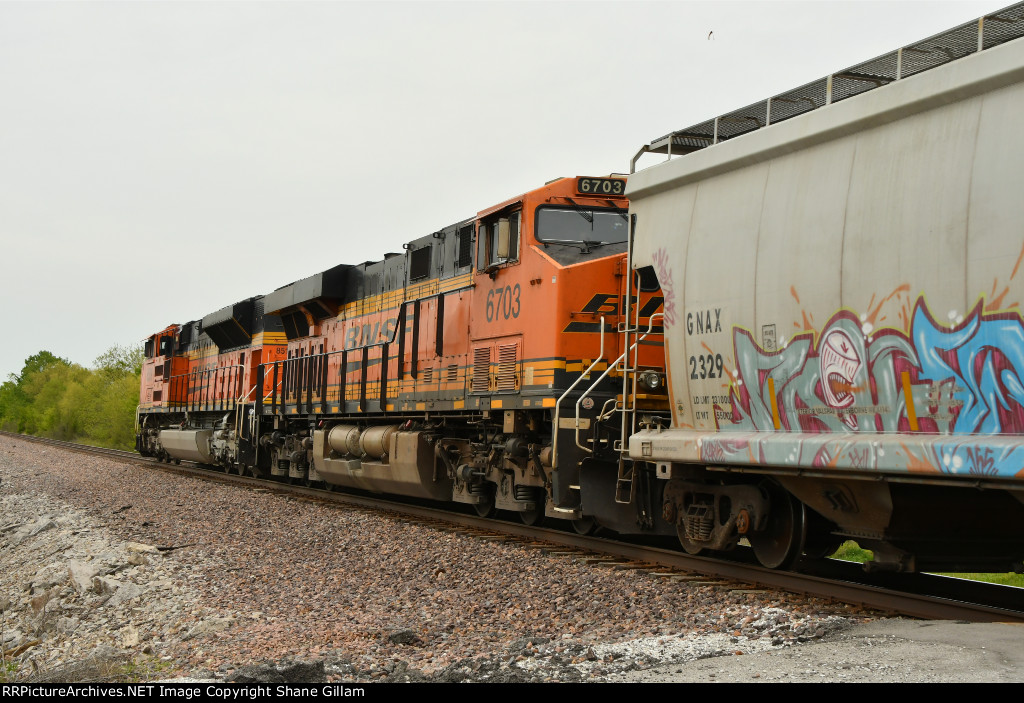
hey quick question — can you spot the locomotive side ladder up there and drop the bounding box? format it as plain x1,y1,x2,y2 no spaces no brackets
570,215,662,505
612,215,660,504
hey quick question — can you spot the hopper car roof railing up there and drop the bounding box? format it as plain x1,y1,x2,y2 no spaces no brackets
631,1,1024,172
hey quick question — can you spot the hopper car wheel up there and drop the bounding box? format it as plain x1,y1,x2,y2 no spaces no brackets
572,517,597,535
221,463,232,474
675,524,706,556
474,495,497,518
748,483,805,569
174,459,180,465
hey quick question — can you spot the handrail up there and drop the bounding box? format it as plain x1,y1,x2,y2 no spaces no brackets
575,312,664,454
620,215,637,452
551,317,605,471
156,363,246,411
263,379,283,402
630,4,1024,172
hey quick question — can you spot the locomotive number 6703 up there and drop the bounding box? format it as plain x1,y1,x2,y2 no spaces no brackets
486,283,521,322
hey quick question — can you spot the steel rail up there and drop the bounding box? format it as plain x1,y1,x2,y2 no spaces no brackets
4,431,1022,624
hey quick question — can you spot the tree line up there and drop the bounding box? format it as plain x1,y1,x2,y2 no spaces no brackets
0,346,144,451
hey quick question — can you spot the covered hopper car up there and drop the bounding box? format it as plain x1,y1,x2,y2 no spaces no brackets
626,1,1024,572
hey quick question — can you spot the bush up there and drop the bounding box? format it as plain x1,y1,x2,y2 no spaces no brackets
0,346,143,451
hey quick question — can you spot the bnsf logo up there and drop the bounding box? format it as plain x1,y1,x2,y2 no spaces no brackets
579,293,664,317
563,294,665,334
345,318,398,349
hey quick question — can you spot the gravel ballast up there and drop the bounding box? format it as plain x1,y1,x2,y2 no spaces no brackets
2,436,1020,683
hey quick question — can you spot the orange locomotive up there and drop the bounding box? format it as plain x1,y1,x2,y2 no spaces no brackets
137,175,669,534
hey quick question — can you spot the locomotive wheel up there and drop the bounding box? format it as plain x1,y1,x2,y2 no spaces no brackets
748,483,805,569
519,507,543,525
516,493,548,523
572,517,597,535
473,495,496,518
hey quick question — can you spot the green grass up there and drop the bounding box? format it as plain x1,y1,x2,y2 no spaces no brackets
941,572,1024,587
0,661,19,683
829,540,1024,587
0,654,174,684
830,540,874,563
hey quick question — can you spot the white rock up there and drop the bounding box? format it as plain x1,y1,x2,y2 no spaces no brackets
93,576,122,595
121,625,141,648
67,561,100,593
125,542,161,554
108,583,144,607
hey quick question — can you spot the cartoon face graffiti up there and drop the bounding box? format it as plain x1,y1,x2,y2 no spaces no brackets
716,294,1024,478
819,329,861,410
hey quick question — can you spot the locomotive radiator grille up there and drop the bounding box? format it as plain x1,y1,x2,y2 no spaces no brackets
496,343,518,391
472,347,491,393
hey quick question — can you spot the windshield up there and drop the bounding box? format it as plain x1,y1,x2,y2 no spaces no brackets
535,206,628,245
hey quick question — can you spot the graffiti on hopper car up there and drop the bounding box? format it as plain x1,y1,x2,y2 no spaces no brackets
710,297,1024,478
651,248,677,327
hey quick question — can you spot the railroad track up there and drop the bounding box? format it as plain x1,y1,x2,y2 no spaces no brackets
4,431,1022,624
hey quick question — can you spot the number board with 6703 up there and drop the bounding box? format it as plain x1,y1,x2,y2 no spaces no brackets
576,177,625,196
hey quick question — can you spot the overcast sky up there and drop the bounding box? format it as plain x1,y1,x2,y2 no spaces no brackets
0,0,1001,381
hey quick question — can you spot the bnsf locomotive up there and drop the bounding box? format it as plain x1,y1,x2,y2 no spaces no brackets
140,3,1024,573
137,175,670,535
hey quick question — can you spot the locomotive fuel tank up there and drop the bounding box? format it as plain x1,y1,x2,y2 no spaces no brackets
158,429,215,465
312,426,453,501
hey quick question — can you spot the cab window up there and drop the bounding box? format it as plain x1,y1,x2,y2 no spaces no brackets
478,211,520,270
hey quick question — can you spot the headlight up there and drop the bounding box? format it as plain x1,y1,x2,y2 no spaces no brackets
638,370,663,391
